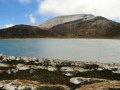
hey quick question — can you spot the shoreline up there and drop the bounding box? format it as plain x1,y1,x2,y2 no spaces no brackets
0,54,119,90
0,54,120,64
0,37,120,40
0,54,120,65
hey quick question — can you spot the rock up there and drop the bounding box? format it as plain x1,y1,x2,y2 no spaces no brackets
65,72,73,76
60,66,90,72
16,57,21,61
47,66,57,72
36,66,46,69
61,67,74,72
6,69,11,74
0,80,39,90
11,69,19,74
21,57,30,62
16,64,30,70
70,77,83,84
7,56,16,60
0,63,10,67
70,77,106,85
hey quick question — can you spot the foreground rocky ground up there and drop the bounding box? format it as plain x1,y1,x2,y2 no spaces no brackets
0,54,119,90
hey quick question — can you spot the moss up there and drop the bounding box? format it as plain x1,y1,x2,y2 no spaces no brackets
79,81,120,90
37,86,66,90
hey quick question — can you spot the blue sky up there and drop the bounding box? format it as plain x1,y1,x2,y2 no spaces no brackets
0,0,120,29
0,0,53,28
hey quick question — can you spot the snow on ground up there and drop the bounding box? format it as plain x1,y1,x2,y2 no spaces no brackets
65,72,73,76
0,80,40,90
47,66,57,71
70,77,83,84
0,63,10,67
70,77,107,85
16,64,30,70
61,67,74,72
60,67,90,72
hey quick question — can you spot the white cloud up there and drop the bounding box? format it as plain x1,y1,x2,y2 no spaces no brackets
4,24,14,28
28,14,36,23
39,0,120,20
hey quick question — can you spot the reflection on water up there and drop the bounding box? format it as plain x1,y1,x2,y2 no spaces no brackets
0,39,120,63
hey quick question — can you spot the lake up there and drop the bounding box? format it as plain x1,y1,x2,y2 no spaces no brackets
0,39,120,63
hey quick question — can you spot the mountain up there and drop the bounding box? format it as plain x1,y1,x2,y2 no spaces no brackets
39,14,120,38
0,25,57,38
0,14,120,38
38,14,95,30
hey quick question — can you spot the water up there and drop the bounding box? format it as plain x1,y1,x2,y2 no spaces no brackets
0,39,120,63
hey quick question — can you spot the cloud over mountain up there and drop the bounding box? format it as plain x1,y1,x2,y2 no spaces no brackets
39,0,120,20
4,24,14,28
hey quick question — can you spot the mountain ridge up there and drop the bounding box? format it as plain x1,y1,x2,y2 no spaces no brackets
0,14,120,38
38,14,96,30
49,16,120,38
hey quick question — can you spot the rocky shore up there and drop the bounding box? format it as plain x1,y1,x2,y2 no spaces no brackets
0,54,119,90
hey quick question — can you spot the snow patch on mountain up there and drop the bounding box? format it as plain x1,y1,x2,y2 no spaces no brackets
38,14,96,29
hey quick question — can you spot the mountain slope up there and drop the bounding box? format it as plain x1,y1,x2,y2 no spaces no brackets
38,14,96,30
48,16,120,38
0,25,57,38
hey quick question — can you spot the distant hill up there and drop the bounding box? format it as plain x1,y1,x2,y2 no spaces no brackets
0,25,57,38
0,14,120,38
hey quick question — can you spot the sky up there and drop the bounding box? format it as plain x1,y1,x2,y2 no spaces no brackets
0,0,120,29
